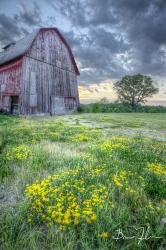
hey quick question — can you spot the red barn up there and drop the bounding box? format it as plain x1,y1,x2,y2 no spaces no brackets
0,27,79,115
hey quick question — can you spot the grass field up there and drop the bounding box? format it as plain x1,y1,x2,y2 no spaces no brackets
0,113,166,250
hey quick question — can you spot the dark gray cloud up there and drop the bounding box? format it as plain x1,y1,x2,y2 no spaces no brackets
0,1,43,46
62,29,127,84
14,2,42,26
0,13,21,43
0,0,166,85
47,0,118,27
56,0,166,83
90,28,128,53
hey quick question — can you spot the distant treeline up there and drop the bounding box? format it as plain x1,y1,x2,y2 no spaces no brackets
77,103,166,113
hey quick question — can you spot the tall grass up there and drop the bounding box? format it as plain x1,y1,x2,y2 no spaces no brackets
0,114,166,250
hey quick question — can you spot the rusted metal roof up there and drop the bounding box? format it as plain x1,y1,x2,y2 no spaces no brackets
0,28,79,75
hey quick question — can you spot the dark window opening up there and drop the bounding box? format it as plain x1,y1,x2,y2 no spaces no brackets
11,96,19,114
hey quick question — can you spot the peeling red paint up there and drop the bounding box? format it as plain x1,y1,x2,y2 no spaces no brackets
0,28,79,115
0,59,22,95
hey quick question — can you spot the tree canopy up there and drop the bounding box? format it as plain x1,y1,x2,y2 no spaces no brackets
113,74,158,110
100,97,109,103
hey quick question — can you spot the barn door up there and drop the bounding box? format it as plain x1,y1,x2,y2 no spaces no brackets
11,96,19,114
50,96,65,115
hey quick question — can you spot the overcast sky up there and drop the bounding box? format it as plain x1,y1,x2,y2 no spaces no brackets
0,0,166,104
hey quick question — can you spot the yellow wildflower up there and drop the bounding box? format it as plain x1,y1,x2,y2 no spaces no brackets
98,232,110,238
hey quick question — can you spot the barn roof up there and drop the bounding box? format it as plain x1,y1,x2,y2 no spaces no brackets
0,28,79,75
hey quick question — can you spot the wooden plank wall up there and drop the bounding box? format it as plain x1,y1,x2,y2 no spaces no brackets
21,29,79,114
0,59,22,112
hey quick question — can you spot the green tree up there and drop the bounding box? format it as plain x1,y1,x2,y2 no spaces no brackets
113,74,158,110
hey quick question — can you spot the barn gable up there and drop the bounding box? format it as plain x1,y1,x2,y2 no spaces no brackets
0,28,79,75
26,29,76,74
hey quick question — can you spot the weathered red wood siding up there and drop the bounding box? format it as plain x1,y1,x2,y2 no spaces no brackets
0,28,79,115
0,59,22,112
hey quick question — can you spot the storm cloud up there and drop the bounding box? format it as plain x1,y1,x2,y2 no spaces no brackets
0,0,166,85
0,1,43,45
56,0,166,83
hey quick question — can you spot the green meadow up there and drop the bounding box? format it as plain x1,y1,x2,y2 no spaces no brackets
0,113,166,250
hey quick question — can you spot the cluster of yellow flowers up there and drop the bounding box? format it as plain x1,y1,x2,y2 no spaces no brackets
98,232,110,238
112,171,138,195
125,187,136,194
112,170,129,187
87,165,107,177
98,141,130,153
4,145,32,161
72,134,93,142
9,122,102,146
146,163,166,176
25,168,115,228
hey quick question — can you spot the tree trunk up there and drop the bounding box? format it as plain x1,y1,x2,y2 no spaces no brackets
131,97,136,111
